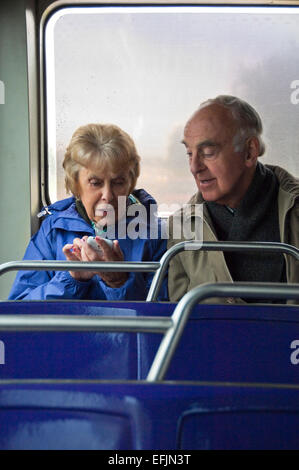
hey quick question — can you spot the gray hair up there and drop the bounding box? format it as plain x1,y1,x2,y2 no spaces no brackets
200,95,265,156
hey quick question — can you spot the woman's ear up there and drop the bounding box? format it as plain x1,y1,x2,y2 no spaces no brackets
129,174,137,195
73,175,81,199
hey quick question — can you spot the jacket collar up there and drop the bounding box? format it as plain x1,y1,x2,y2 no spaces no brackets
185,163,298,218
267,164,299,202
183,192,204,220
40,192,158,235
267,165,299,240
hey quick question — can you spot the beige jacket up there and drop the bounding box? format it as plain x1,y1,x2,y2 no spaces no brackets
167,165,299,304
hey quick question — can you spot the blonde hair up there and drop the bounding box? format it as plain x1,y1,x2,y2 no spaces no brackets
63,123,141,196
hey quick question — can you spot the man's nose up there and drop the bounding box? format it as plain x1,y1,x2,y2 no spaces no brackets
189,152,206,174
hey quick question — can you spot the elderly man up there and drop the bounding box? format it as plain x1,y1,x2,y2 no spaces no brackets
168,95,299,303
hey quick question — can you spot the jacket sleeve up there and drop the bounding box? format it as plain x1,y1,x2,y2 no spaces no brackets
167,215,189,302
8,224,98,301
167,248,189,302
145,235,168,301
8,216,168,302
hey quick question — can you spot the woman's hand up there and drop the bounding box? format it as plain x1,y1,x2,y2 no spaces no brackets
63,236,128,287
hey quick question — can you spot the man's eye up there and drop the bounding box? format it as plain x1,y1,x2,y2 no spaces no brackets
202,146,217,158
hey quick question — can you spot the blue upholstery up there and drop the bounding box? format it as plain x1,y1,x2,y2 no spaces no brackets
0,382,298,449
0,301,299,449
138,303,299,383
0,301,298,383
0,301,140,379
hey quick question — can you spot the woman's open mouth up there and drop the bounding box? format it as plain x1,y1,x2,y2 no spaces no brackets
95,205,114,217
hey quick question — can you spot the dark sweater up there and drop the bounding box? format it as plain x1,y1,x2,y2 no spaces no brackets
206,162,286,302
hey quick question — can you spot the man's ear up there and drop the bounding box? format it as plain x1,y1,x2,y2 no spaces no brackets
245,136,259,167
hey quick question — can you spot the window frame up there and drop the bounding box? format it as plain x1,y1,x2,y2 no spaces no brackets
35,0,299,233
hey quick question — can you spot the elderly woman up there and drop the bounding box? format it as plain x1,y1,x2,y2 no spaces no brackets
9,124,167,301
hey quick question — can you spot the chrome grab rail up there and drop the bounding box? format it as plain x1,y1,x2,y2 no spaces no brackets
0,314,172,334
1,241,298,303
146,241,299,301
0,260,160,276
0,282,298,382
147,282,299,381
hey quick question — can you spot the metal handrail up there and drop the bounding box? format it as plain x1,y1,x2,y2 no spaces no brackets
0,282,298,382
0,260,160,277
146,282,299,381
1,242,298,304
146,241,299,301
0,314,172,334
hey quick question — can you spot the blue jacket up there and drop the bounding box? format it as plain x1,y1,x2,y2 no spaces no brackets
8,190,168,301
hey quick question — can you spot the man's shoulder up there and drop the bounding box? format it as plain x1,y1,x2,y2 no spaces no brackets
188,192,203,205
167,192,205,246
267,164,299,198
168,192,203,220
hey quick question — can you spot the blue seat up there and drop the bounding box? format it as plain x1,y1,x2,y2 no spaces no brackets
0,381,298,449
139,302,299,384
176,385,299,450
0,301,141,379
0,295,299,450
0,301,299,384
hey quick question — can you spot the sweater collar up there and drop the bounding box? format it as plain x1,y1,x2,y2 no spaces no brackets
186,162,296,217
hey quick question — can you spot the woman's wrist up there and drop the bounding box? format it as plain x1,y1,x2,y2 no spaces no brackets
69,271,94,282
103,273,129,288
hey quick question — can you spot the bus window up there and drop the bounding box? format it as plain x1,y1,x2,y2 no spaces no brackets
44,4,299,211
